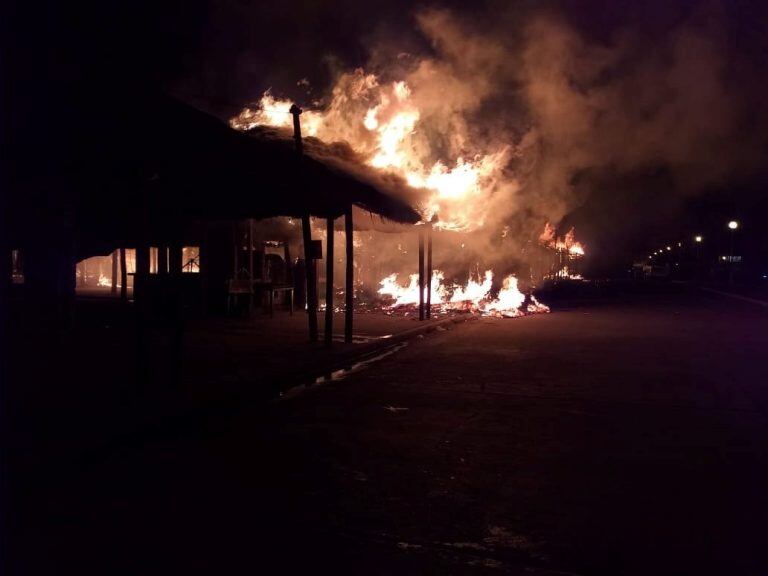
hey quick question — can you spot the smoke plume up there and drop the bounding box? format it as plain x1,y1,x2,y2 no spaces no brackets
225,2,767,282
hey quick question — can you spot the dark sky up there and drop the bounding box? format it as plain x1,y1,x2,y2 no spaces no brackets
5,0,768,272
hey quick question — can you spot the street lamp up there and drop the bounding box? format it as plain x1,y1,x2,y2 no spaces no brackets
727,220,739,285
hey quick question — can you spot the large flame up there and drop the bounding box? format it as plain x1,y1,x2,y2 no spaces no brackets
231,70,510,231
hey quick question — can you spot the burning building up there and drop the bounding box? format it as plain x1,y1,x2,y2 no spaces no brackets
229,69,591,319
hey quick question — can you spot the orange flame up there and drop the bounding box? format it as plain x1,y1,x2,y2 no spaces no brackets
377,269,549,317
231,70,510,231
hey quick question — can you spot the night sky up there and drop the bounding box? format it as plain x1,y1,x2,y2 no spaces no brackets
5,0,768,273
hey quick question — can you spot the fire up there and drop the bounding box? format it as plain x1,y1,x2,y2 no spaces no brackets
230,70,510,232
448,270,493,310
543,225,585,256
539,223,586,280
98,274,112,287
483,275,525,317
378,269,549,318
232,92,324,136
378,271,447,307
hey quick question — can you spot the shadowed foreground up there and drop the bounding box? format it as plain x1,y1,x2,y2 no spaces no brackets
14,291,768,574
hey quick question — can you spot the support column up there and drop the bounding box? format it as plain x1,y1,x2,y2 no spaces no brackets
344,206,353,343
135,245,150,305
158,245,168,276
291,103,318,342
119,248,128,301
168,236,184,389
169,244,182,277
324,217,334,346
302,215,318,341
232,221,239,278
426,223,433,319
418,226,425,321
248,219,254,315
111,250,118,295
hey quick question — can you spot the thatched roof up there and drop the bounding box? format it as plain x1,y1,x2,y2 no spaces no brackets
138,99,422,224
10,93,421,258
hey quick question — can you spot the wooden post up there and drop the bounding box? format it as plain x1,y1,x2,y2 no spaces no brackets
111,250,118,294
426,223,433,319
158,245,168,275
135,245,150,303
199,222,209,316
291,103,318,342
169,236,184,389
418,226,425,321
232,221,239,277
302,216,318,341
345,206,354,343
248,218,254,315
324,217,334,346
169,244,182,278
119,248,128,301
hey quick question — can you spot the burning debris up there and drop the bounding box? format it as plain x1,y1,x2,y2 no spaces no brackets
377,269,549,318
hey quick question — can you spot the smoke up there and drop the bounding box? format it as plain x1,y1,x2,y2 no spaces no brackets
389,5,765,277
221,2,767,282
517,9,764,219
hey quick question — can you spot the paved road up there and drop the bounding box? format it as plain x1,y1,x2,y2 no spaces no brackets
16,291,768,574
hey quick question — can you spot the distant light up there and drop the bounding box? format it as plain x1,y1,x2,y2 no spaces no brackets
694,235,703,243
721,256,727,260
666,246,671,251
728,220,739,230
677,242,682,247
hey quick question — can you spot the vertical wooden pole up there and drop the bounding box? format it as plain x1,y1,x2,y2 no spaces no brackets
232,221,239,277
345,207,353,343
169,235,184,389
426,223,433,319
200,222,209,316
136,245,150,303
119,248,128,301
324,217,334,346
418,227,425,321
302,216,318,341
158,245,168,275
169,244,182,277
283,242,292,282
248,218,254,315
291,104,318,342
111,250,118,294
